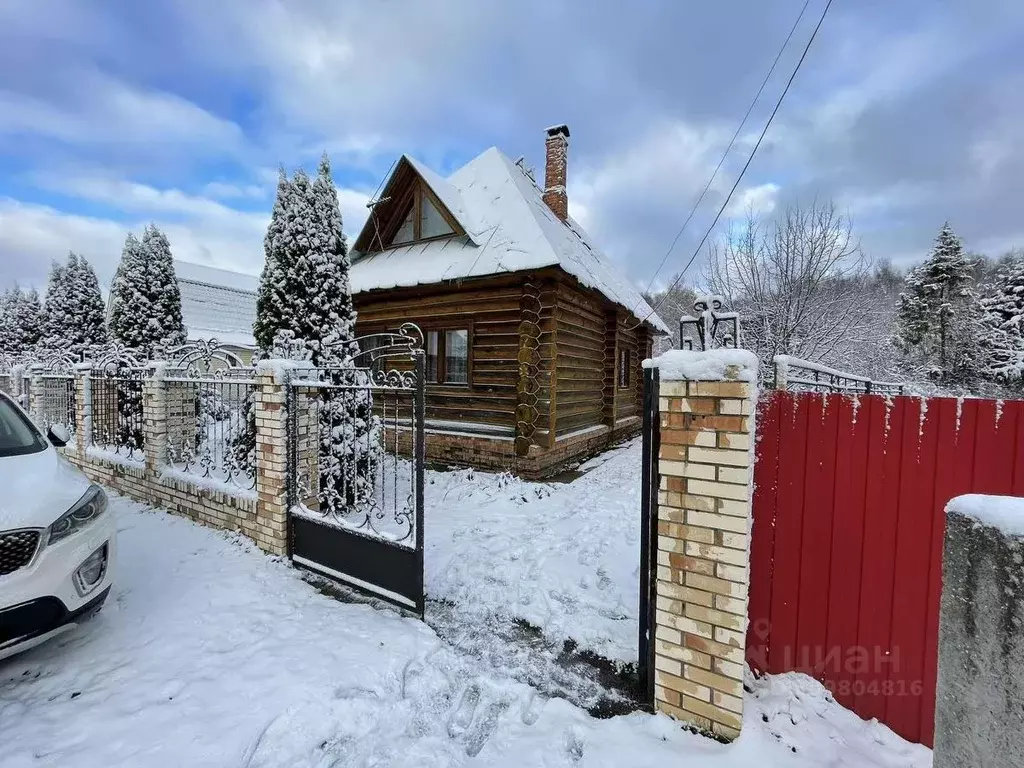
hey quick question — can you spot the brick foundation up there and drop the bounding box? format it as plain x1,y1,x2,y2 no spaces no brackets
394,416,640,479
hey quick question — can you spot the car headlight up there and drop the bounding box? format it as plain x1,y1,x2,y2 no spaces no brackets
48,485,108,546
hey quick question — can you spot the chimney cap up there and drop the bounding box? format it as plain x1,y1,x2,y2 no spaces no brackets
545,124,570,139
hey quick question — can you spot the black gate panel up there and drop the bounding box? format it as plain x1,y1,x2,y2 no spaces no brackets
291,517,424,613
285,324,427,618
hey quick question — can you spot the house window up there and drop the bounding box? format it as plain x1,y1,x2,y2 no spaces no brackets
387,184,455,248
425,329,470,385
425,332,439,382
618,348,631,388
445,330,469,384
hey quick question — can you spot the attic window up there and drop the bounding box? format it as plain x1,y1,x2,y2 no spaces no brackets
383,183,455,249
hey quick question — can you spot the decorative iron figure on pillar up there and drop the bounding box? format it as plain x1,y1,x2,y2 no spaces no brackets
678,295,740,351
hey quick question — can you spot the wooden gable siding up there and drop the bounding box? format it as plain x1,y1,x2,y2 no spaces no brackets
353,275,522,431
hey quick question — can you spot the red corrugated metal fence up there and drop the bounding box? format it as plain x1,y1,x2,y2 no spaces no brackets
747,390,1024,747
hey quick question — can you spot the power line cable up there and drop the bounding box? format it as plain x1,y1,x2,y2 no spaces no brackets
635,0,835,330
637,0,811,302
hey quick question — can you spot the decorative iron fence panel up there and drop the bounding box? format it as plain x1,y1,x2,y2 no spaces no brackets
89,368,146,462
34,375,77,434
87,346,148,463
286,325,426,615
162,340,259,493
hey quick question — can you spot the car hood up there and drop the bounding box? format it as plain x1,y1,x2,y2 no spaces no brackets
0,448,94,531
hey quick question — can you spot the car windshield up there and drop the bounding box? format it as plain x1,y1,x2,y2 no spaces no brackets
0,395,47,457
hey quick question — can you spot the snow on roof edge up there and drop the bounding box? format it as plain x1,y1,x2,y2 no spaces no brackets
174,261,259,295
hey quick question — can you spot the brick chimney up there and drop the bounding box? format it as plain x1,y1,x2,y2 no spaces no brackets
542,124,570,221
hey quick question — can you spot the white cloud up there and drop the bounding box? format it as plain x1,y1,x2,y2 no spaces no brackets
0,72,245,156
0,199,131,290
725,183,779,217
0,171,373,290
202,181,268,200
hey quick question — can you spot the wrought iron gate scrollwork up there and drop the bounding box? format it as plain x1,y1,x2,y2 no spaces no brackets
286,323,426,615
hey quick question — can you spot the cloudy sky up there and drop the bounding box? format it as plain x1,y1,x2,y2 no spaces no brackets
1,0,1023,295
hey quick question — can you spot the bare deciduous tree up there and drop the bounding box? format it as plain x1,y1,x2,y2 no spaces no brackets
703,201,896,379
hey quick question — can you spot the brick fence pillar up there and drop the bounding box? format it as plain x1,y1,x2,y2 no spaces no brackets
650,351,757,742
28,364,44,420
12,364,27,410
73,364,92,456
252,361,312,556
143,363,167,495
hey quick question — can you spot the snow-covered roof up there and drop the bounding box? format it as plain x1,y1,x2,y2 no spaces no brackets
350,148,669,333
174,261,259,348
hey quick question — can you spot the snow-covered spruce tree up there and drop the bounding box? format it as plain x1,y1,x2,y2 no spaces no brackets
40,254,102,354
109,227,184,356
41,259,69,352
251,154,380,509
108,233,151,352
12,287,43,355
896,222,978,383
141,224,186,349
978,256,1024,386
0,288,13,354
107,233,155,452
69,254,109,353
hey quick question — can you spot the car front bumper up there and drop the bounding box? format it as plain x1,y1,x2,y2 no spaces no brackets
0,511,116,661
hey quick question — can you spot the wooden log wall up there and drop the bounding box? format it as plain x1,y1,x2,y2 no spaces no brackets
615,321,643,422
353,276,523,431
555,281,610,436
354,269,657,449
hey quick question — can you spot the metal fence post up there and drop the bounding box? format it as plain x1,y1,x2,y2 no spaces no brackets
414,351,426,619
638,365,660,706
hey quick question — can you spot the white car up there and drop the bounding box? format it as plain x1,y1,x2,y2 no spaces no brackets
0,391,116,661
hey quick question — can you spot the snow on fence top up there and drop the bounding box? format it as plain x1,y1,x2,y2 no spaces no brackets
946,494,1024,537
644,349,759,383
773,354,904,396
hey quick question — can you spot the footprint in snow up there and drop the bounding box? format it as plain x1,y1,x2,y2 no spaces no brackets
447,684,480,739
565,729,585,763
334,685,379,701
462,699,509,757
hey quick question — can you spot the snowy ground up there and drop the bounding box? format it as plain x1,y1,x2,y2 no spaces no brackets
425,440,641,665
0,491,931,766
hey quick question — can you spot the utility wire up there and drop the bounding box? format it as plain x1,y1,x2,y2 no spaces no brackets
635,0,834,330
637,0,811,303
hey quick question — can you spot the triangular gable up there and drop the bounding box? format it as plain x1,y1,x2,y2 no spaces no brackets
352,155,469,254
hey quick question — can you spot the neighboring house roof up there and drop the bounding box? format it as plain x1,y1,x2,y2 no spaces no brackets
174,261,259,348
350,147,669,334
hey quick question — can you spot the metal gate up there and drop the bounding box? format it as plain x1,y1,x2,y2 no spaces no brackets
286,325,426,616
637,365,659,706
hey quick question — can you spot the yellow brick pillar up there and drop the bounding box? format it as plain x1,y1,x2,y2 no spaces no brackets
650,351,756,742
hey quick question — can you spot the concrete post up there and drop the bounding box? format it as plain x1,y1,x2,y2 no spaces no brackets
934,496,1024,766
650,351,757,742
